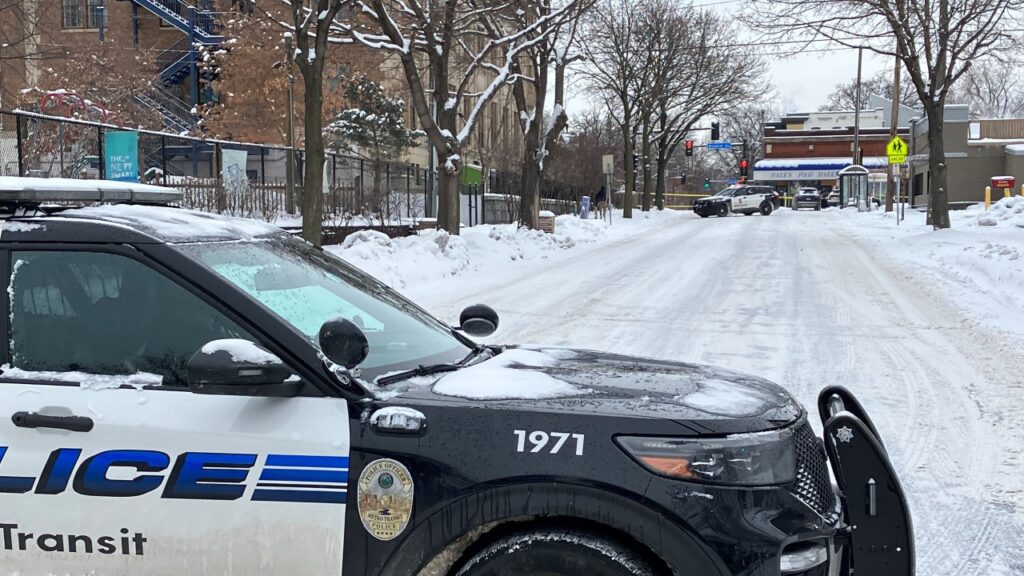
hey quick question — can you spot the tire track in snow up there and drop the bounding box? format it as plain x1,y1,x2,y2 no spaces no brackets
410,208,1024,576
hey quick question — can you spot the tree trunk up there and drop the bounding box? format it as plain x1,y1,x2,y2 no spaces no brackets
301,74,325,247
372,157,384,214
641,119,652,212
519,157,541,228
655,144,668,210
621,124,634,219
437,153,461,233
519,108,543,228
925,103,951,229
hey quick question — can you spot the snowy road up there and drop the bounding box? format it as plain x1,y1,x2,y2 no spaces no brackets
410,209,1024,576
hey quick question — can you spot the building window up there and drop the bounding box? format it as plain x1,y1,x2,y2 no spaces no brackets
62,0,102,29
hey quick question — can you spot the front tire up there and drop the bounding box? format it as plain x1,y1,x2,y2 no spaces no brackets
760,201,774,216
455,528,655,576
716,204,729,217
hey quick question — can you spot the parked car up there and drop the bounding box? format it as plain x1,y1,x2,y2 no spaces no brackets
793,187,822,211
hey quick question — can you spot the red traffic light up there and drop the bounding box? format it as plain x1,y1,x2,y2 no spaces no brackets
739,158,749,177
685,140,694,157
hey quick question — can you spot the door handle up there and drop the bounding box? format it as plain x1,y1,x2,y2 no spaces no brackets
11,411,94,432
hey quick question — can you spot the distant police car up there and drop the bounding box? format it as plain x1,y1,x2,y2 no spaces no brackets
694,185,778,218
0,177,914,576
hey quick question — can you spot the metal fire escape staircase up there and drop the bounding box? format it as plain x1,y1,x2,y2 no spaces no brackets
129,0,224,133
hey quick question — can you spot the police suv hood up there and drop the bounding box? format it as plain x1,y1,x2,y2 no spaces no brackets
384,348,803,434
696,195,727,202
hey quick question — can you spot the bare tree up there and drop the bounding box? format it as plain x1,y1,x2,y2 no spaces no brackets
478,0,591,229
744,0,1023,229
718,102,781,167
271,0,351,246
649,8,763,210
546,108,621,198
956,57,1024,118
329,0,577,233
820,70,919,111
580,0,655,218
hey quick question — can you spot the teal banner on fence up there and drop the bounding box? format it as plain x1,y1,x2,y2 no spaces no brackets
104,131,139,182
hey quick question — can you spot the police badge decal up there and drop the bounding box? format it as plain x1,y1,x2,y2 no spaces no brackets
357,458,414,541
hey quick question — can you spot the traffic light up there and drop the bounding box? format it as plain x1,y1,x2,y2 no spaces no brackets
632,154,639,171
681,172,687,184
685,140,694,156
703,178,711,190
739,158,749,177
710,122,720,141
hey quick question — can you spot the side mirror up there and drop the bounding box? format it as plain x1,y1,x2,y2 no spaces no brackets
319,317,369,369
187,339,300,397
459,304,499,337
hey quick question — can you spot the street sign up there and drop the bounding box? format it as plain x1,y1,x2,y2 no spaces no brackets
887,136,908,165
991,176,1015,189
602,155,614,175
726,178,737,185
707,141,732,150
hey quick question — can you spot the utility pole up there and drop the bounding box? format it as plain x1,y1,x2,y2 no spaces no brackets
283,33,296,215
886,48,902,213
853,46,863,166
853,46,865,210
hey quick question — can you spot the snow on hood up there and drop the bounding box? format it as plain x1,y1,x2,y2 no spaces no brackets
388,348,803,428
432,348,588,400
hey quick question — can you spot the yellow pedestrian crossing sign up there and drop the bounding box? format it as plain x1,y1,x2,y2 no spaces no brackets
887,136,908,164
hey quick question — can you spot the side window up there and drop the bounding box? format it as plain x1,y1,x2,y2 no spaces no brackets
9,251,256,387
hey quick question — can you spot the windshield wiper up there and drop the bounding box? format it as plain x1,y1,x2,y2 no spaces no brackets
374,346,495,388
375,363,461,387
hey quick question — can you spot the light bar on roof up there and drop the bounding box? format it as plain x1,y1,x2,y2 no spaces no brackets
0,177,183,205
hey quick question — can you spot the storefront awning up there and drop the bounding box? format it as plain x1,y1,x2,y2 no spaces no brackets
753,156,888,181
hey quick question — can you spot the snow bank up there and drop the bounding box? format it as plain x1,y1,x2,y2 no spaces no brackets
335,229,471,289
838,200,1024,336
970,196,1024,228
328,209,682,294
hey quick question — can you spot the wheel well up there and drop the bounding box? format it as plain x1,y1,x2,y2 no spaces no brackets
440,516,674,576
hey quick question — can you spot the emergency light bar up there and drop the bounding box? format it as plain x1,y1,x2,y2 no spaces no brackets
0,177,182,205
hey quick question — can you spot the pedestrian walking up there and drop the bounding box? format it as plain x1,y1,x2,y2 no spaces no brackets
595,186,608,219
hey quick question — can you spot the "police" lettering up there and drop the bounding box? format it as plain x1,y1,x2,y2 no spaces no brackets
0,446,348,504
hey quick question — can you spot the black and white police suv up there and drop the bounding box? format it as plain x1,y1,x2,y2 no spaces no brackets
0,178,913,576
693,185,778,218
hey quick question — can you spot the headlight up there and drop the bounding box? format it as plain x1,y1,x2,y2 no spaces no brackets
616,428,796,486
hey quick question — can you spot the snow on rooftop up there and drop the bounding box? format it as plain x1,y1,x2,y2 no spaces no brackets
0,176,178,196
754,156,888,170
60,204,286,243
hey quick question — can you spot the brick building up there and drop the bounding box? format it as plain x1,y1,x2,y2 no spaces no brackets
753,106,910,198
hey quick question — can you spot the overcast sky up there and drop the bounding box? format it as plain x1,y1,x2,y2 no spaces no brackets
565,2,897,120
770,49,892,113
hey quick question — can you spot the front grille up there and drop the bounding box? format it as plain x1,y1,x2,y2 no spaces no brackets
789,423,838,520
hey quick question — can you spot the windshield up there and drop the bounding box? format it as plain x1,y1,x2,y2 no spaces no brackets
715,188,737,197
175,237,472,378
